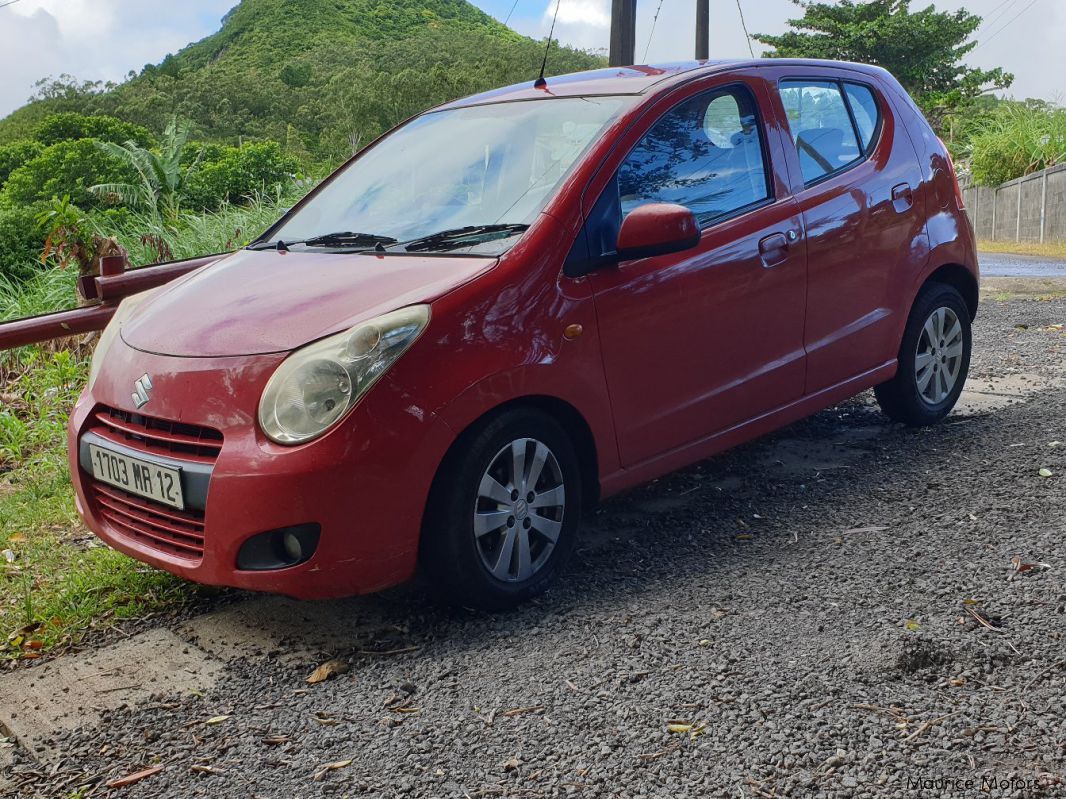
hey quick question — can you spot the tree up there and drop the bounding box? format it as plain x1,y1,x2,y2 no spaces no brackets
90,119,204,223
754,0,1013,129
34,112,154,148
1,139,134,208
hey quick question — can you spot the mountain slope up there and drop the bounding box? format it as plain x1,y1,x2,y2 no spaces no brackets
0,0,603,162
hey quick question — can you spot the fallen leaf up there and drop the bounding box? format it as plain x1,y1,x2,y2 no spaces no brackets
1038,467,1053,478
314,759,353,781
204,715,230,726
667,723,693,734
262,735,289,745
106,765,164,788
501,757,523,772
24,640,43,651
904,619,921,632
7,534,25,543
735,533,753,541
306,658,349,684
1049,441,1062,448
1009,556,1051,578
190,764,224,775
698,639,711,647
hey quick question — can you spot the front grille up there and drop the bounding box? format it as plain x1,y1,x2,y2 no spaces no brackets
91,483,206,561
90,405,223,463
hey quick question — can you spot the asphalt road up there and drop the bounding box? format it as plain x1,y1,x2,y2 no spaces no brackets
979,251,1066,278
3,293,1065,799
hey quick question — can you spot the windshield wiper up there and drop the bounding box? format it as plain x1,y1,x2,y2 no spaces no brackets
395,223,530,253
247,231,397,252
303,231,398,247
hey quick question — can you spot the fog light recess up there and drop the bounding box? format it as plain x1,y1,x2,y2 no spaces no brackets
236,524,321,571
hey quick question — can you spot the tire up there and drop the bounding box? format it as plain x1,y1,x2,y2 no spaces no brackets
875,282,972,425
419,408,582,610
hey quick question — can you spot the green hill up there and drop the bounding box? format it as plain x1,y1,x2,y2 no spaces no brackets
0,0,603,163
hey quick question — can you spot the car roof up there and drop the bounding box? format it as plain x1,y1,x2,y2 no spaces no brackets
438,59,889,109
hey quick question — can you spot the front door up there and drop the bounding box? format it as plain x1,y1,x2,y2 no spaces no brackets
586,80,808,467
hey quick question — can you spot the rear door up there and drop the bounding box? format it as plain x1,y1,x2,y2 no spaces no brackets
583,76,807,466
768,69,927,393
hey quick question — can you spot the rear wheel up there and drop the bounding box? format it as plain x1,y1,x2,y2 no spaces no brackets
420,408,581,610
875,282,972,425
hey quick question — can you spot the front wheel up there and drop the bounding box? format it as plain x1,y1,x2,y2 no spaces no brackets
875,282,972,425
419,408,582,610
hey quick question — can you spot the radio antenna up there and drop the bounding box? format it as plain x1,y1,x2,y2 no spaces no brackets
535,0,562,89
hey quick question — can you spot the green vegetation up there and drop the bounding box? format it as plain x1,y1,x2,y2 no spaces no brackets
967,101,1066,186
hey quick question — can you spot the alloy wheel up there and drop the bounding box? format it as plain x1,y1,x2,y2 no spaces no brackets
915,306,964,405
473,438,566,582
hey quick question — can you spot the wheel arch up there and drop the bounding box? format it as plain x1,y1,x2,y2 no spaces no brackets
924,263,979,320
433,395,602,512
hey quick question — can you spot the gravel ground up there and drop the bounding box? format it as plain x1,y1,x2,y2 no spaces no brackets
7,295,1066,799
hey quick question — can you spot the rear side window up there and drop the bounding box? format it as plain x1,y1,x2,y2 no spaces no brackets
843,83,881,152
617,84,771,225
780,79,863,184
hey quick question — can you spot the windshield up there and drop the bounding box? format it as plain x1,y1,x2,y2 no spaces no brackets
267,96,630,255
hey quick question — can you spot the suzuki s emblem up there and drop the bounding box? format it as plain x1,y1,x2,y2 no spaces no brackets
132,373,153,409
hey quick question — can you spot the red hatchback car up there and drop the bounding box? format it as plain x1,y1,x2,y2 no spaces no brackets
69,60,978,608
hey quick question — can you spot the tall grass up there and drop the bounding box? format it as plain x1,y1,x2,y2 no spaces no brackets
114,188,305,267
969,102,1066,186
0,266,77,322
0,188,306,325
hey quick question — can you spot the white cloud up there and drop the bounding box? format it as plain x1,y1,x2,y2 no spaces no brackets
0,0,235,118
544,0,609,29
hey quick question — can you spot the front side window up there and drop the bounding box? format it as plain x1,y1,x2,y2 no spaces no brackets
268,96,630,255
780,79,863,184
617,85,771,225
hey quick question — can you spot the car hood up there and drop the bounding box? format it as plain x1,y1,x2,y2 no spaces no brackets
121,248,494,357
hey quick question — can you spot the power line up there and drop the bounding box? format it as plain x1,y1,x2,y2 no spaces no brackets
973,0,1041,51
736,0,754,58
642,0,665,62
977,0,1021,32
0,0,24,9
503,0,520,26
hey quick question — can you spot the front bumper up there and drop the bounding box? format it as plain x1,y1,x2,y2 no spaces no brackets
68,338,455,599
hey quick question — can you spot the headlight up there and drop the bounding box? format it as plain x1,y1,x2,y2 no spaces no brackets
258,305,430,444
88,290,157,388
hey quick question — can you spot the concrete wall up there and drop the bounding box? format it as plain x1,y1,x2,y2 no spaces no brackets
962,163,1066,243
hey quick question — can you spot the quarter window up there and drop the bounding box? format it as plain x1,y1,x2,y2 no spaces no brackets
844,82,881,153
617,85,771,225
780,79,863,184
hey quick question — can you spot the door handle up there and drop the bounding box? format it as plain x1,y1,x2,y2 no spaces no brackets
758,232,790,268
891,183,913,212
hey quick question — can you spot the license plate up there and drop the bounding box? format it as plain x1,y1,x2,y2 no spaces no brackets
88,444,185,510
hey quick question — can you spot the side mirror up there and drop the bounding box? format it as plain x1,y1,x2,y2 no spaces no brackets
616,203,701,261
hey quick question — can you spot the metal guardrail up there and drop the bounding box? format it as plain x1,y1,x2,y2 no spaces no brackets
0,253,227,351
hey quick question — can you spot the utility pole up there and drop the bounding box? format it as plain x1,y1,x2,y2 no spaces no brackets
695,0,709,60
609,0,637,66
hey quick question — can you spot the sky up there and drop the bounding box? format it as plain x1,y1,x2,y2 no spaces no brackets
0,0,1063,119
